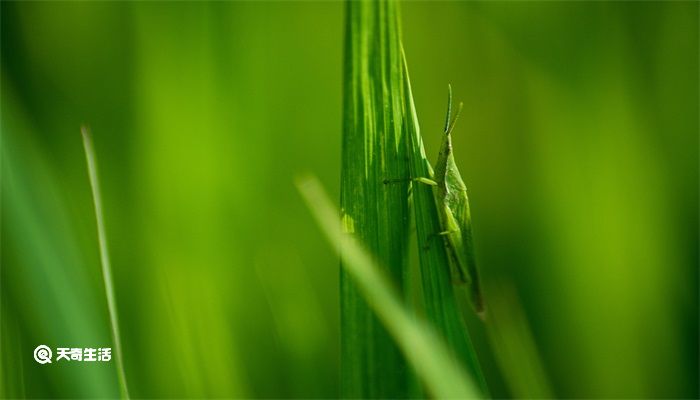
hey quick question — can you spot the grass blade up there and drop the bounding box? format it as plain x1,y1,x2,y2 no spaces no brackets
341,0,411,396
298,175,481,399
401,49,490,394
2,89,121,397
486,282,553,398
81,126,130,399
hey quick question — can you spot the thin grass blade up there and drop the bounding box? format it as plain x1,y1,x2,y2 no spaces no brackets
486,282,553,398
81,126,130,399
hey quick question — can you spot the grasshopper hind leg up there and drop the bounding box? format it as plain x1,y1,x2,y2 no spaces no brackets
471,283,486,320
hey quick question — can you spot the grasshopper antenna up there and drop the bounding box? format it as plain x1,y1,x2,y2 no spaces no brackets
444,84,453,133
446,101,464,136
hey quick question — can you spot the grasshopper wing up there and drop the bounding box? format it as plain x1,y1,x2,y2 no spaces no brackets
443,154,485,315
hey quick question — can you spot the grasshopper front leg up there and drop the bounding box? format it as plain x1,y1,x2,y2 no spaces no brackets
383,177,437,186
422,228,459,251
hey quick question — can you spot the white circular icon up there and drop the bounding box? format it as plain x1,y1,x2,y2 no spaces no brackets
34,345,52,364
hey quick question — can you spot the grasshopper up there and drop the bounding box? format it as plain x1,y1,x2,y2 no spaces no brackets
386,85,485,317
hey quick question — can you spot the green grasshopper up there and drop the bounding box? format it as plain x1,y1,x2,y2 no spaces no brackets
387,85,485,318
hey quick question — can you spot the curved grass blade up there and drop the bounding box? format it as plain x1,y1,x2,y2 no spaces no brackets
400,49,489,395
297,175,481,399
81,126,130,399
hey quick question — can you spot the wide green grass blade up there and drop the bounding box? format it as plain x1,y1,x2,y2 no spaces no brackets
81,126,130,399
341,0,411,397
401,49,490,395
298,176,480,399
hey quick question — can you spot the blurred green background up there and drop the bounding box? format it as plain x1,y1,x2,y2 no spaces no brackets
1,1,697,398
